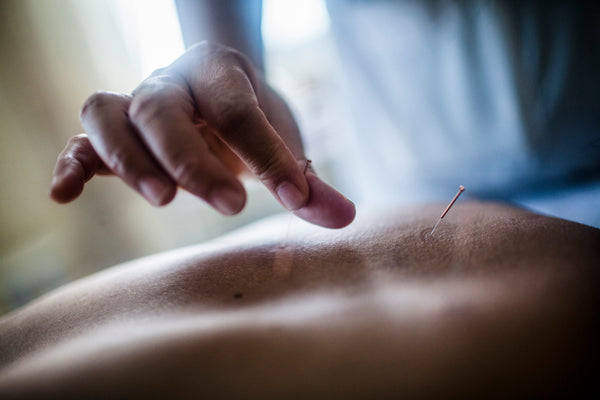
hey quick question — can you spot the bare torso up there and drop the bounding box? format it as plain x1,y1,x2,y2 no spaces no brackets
0,202,598,398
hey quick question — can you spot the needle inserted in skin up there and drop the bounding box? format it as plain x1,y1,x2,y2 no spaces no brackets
430,185,465,235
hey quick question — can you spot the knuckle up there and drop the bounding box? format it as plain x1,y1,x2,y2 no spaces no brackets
80,91,118,121
55,152,80,173
66,134,89,149
147,66,168,79
64,135,95,164
189,41,232,59
129,79,190,127
58,136,98,181
199,40,224,53
183,41,254,80
133,74,184,96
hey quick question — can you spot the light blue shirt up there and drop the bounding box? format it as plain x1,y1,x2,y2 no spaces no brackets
325,0,600,227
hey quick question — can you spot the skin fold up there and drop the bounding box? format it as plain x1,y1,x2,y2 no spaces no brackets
0,202,598,398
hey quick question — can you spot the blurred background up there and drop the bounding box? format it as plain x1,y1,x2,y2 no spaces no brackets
0,0,344,314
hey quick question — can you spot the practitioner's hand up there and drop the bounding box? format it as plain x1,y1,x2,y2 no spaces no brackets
49,42,355,228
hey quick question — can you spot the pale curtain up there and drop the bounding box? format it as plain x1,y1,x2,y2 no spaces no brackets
0,0,281,313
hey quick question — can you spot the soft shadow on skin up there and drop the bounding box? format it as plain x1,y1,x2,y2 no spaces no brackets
0,213,366,368
153,200,600,308
159,237,367,310
0,202,599,398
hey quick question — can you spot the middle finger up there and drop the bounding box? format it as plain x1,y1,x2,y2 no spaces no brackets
129,75,246,215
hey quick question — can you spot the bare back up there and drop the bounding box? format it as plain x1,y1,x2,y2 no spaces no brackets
1,202,598,398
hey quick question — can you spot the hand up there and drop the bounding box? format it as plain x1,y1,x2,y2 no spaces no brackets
49,42,355,228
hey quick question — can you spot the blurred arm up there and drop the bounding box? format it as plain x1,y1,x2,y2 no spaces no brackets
175,0,264,71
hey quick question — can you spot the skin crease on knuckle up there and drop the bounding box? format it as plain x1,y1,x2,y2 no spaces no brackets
80,91,129,123
64,143,100,182
129,80,194,131
179,41,255,83
65,133,89,148
59,136,91,173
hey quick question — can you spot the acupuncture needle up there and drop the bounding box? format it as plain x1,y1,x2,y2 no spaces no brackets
430,185,465,236
303,159,312,174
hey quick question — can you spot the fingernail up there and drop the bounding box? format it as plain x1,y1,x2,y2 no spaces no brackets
277,182,305,210
210,186,245,215
139,177,169,206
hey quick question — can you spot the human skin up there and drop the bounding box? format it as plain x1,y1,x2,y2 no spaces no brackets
48,41,355,229
0,202,598,398
50,0,355,229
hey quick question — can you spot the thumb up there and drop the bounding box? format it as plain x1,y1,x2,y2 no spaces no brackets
293,170,356,229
